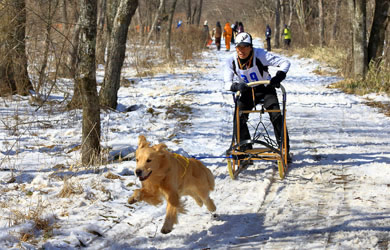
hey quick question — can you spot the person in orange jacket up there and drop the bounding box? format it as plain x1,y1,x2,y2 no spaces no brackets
223,22,232,51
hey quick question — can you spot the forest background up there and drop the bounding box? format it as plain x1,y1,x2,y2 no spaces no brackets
0,0,389,185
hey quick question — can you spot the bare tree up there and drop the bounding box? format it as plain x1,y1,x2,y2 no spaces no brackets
96,0,107,65
367,0,390,65
195,0,203,26
287,0,294,27
66,15,83,109
274,0,281,48
185,0,192,24
331,0,342,42
99,0,138,109
0,0,33,96
349,0,367,78
77,0,101,165
61,0,69,31
37,0,60,94
165,0,178,58
318,0,324,47
145,0,165,44
295,0,311,39
280,0,286,33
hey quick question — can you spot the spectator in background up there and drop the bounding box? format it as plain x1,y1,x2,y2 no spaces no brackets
177,20,183,29
237,22,244,33
265,24,272,51
223,22,233,51
215,21,222,51
283,24,291,49
203,20,212,47
231,21,238,44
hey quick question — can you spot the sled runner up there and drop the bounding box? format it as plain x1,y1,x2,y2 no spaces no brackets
226,81,289,180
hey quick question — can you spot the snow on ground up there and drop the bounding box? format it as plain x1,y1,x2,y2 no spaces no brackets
0,37,390,249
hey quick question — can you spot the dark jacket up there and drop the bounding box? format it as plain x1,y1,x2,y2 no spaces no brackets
215,22,222,38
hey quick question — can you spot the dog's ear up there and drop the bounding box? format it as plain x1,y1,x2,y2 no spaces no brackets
153,143,167,152
138,135,150,148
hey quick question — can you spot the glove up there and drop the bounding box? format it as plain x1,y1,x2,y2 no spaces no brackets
270,71,286,88
230,82,250,93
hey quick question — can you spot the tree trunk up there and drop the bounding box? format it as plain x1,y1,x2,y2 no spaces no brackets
296,0,311,40
191,5,197,24
318,0,325,47
0,0,33,96
99,0,138,109
367,0,389,65
274,0,281,48
349,0,367,78
96,0,107,65
288,0,294,27
165,0,177,58
331,0,341,42
77,0,101,165
104,0,120,66
195,0,203,26
280,0,285,33
185,0,192,24
61,0,69,31
145,0,165,44
66,16,83,109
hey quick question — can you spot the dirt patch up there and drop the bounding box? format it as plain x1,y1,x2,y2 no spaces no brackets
364,101,390,117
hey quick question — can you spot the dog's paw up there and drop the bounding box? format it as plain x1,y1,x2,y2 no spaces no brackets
127,196,138,204
160,226,172,234
128,190,141,204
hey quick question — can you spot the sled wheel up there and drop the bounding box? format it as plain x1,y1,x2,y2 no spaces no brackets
227,158,235,179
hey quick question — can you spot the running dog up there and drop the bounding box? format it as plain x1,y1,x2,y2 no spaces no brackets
128,135,216,234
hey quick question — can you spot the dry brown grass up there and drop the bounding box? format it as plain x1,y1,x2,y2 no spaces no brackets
286,43,390,116
5,199,55,243
104,172,123,180
58,177,83,198
282,45,346,76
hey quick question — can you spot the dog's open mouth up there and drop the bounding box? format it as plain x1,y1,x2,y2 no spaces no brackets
139,171,152,181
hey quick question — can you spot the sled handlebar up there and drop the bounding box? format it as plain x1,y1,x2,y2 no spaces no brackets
236,81,270,96
236,80,286,97
247,80,270,87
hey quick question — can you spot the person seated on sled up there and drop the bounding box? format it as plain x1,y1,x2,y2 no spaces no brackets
223,32,291,162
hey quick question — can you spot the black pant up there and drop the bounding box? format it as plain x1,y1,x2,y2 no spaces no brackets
266,37,271,51
284,39,291,48
215,37,221,50
234,86,289,151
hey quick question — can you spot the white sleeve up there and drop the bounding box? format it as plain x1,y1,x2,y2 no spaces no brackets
223,56,235,91
257,49,290,73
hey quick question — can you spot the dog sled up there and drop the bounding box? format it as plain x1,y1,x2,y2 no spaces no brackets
226,80,289,180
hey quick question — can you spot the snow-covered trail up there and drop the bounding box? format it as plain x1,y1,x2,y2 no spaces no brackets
1,38,390,249
99,39,390,249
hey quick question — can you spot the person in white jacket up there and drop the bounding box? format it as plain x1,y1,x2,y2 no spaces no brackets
224,32,291,162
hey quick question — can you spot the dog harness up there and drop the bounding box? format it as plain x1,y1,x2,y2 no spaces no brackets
173,153,190,178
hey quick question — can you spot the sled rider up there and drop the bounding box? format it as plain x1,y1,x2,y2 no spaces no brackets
223,32,291,162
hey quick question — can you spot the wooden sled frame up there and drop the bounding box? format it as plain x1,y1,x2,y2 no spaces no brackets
226,80,289,179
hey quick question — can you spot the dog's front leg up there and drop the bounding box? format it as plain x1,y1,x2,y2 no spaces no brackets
161,192,182,234
128,189,141,204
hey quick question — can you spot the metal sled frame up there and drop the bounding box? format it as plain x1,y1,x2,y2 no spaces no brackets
226,81,289,179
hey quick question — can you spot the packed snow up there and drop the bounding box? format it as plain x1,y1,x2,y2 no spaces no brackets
1,37,390,249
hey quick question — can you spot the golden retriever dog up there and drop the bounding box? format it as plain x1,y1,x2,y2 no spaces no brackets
128,135,216,234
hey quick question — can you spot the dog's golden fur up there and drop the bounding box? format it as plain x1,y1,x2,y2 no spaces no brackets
128,135,216,234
